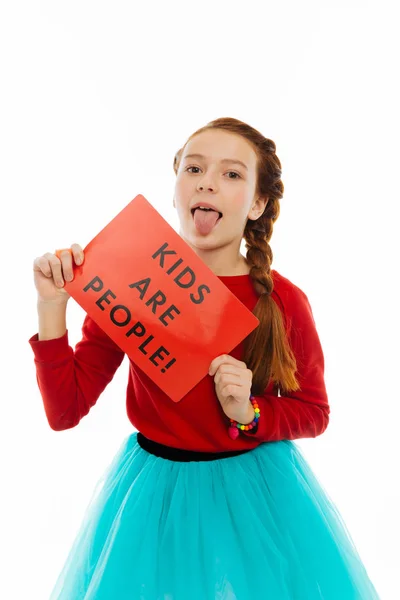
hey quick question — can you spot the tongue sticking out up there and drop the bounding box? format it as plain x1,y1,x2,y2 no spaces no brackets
193,209,221,235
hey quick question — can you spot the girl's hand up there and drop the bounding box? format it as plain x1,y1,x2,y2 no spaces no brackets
209,355,254,423
33,244,85,304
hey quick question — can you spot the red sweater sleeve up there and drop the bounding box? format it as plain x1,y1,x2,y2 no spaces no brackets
244,285,330,442
28,314,125,431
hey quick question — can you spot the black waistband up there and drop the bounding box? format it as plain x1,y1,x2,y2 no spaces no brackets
137,432,253,462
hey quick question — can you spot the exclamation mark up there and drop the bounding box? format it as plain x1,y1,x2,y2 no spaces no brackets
161,358,176,374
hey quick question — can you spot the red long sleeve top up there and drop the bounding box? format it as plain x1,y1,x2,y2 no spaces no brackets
28,270,330,452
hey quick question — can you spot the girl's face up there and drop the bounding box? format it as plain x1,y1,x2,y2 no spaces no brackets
173,129,267,255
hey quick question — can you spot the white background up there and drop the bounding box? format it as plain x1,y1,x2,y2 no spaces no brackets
1,1,398,598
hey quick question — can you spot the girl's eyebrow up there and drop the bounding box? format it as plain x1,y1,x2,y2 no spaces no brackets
182,153,248,171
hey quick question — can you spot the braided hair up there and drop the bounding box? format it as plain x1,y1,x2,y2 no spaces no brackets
173,117,300,396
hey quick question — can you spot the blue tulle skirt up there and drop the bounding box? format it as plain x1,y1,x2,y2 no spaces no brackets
49,432,380,599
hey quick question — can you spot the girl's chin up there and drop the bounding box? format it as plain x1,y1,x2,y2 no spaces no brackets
180,230,223,250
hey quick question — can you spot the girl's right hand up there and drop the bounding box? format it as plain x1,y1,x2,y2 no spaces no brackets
33,243,85,304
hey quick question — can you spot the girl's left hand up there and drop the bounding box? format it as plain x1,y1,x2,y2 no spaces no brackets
209,354,254,423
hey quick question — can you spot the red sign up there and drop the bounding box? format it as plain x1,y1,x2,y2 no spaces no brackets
59,195,259,402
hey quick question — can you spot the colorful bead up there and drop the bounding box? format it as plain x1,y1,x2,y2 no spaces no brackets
228,425,240,440
227,395,261,440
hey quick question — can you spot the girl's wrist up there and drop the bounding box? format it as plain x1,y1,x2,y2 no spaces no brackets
228,396,260,440
240,399,257,425
225,398,254,424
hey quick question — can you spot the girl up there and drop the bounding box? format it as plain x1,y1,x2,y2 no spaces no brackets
30,117,380,599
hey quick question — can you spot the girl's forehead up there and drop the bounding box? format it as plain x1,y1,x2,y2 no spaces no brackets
183,132,257,168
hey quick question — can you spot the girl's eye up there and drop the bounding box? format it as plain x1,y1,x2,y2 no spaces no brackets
186,166,241,179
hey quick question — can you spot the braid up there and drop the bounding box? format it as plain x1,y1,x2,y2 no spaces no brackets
244,218,273,298
243,143,282,297
242,152,300,396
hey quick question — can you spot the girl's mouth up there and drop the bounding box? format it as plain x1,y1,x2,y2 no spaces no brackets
191,207,223,218
191,207,223,236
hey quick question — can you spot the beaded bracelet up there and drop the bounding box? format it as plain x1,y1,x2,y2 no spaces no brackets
228,395,260,440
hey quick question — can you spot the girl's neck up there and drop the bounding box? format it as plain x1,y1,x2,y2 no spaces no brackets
181,232,251,276
208,257,251,277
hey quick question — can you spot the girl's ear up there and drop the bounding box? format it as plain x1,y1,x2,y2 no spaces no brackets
173,196,176,208
248,196,268,220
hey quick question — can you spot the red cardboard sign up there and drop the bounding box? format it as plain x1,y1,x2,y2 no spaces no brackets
59,195,259,402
